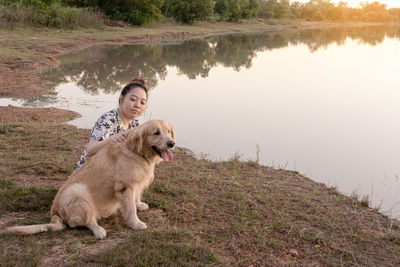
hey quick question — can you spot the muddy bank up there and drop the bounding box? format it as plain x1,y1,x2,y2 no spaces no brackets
0,105,79,123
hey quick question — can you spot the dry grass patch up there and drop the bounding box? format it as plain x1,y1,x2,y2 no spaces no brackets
0,179,56,213
0,106,87,187
78,230,220,266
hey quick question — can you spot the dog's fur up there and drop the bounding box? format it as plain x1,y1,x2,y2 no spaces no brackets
7,120,175,239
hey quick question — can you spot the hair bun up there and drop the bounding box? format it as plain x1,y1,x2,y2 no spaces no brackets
130,78,145,85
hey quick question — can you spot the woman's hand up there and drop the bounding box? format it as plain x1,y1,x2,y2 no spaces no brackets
111,132,128,143
87,132,128,157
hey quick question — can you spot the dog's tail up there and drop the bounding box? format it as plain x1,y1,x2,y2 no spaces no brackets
7,216,66,235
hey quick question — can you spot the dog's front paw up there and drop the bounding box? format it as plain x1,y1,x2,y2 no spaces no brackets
93,226,107,239
129,220,147,230
137,201,149,211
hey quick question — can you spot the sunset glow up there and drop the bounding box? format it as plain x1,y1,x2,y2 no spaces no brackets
297,0,400,8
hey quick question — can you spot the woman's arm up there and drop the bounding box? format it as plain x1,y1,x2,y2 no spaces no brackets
86,132,127,157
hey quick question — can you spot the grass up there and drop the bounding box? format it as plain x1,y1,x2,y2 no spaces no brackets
0,122,87,177
79,230,219,266
1,107,400,266
0,178,57,212
0,233,48,267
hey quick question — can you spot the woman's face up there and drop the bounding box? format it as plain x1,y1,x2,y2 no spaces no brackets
119,87,147,119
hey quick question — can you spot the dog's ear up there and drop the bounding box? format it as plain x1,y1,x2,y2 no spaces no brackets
126,127,144,154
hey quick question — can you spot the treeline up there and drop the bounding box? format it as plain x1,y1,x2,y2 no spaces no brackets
261,0,400,22
1,0,400,28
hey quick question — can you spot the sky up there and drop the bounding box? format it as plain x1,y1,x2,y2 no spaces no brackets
296,0,400,8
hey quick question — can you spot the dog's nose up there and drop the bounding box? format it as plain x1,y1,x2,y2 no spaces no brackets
167,141,175,148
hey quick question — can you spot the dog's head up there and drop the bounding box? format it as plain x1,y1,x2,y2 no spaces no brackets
126,120,175,162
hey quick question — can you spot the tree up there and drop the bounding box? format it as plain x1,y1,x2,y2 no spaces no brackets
289,1,302,19
163,0,213,24
62,0,165,25
273,0,290,18
329,1,348,21
258,0,276,19
257,0,291,19
360,1,389,22
388,8,400,21
215,0,259,21
242,0,259,19
214,0,230,20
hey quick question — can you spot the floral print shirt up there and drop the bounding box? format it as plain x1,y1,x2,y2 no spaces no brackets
74,109,139,171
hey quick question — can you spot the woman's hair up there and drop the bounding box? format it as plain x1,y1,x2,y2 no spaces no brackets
119,78,148,104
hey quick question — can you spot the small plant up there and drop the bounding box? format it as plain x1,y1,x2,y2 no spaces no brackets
255,143,261,164
81,237,98,245
351,190,370,207
229,151,242,162
359,194,370,207
0,124,10,134
65,241,81,254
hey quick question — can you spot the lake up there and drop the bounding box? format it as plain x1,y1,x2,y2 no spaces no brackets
1,25,400,218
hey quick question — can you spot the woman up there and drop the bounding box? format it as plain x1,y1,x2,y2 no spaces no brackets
74,78,148,171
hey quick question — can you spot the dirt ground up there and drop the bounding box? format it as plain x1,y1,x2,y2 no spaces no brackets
0,105,79,123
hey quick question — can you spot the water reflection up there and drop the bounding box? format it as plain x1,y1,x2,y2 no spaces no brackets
45,45,167,94
18,93,58,108
43,25,400,96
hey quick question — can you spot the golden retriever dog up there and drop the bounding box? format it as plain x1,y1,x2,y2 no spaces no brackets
7,119,175,239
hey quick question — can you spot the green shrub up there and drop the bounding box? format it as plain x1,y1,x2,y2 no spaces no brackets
63,0,164,25
163,0,213,24
215,0,258,21
0,2,104,28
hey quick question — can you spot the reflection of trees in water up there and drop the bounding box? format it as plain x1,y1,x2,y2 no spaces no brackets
290,25,400,52
15,93,59,108
214,35,257,71
294,29,348,52
45,25,400,95
163,39,216,79
45,45,167,94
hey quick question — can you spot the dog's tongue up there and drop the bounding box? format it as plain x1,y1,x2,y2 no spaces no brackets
161,150,173,162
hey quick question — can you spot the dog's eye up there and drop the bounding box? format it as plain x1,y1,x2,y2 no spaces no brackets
154,130,160,136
